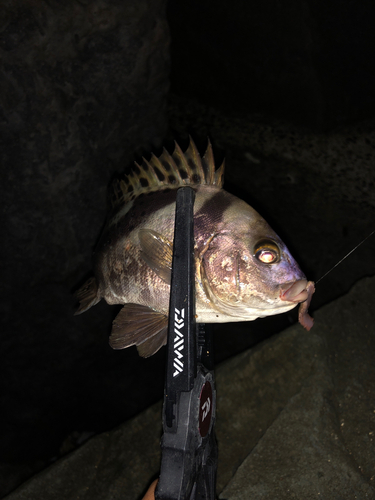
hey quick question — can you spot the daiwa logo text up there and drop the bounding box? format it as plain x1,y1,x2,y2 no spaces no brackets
173,308,185,377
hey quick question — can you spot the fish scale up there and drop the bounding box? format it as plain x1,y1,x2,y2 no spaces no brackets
75,139,314,357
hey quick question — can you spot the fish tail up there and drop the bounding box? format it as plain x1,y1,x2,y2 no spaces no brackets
74,277,101,314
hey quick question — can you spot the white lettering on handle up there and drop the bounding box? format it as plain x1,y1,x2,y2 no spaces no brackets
173,308,185,377
201,398,211,421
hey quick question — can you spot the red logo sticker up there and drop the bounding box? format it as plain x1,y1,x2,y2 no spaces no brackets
199,381,212,437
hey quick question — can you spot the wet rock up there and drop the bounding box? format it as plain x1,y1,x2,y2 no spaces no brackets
5,276,375,499
219,276,375,499
4,403,163,500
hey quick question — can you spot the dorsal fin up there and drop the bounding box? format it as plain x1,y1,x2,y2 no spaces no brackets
110,138,225,209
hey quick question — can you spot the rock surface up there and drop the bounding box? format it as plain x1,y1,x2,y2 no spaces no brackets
5,276,375,499
219,277,375,499
0,0,169,495
1,0,169,295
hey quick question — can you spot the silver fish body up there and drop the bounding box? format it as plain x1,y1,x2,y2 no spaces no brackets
76,139,314,357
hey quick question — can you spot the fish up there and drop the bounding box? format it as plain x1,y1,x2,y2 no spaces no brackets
75,138,314,357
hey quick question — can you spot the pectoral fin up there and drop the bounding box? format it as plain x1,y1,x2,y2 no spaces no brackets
136,328,168,357
74,277,101,315
109,303,168,357
139,229,173,284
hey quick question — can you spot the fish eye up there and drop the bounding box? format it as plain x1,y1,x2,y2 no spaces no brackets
253,240,280,264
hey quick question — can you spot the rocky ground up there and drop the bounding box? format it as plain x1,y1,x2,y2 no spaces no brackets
5,276,375,499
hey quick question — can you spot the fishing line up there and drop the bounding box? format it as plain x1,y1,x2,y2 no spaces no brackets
315,229,375,285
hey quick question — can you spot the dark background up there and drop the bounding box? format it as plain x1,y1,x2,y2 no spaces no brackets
1,0,375,497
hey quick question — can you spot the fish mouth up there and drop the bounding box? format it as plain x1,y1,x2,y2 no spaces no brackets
279,279,309,303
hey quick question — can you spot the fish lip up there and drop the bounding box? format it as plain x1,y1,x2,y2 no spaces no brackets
279,279,309,303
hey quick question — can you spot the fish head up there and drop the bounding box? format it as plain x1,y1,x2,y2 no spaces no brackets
198,205,309,321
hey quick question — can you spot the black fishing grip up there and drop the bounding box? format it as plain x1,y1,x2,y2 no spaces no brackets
155,187,217,500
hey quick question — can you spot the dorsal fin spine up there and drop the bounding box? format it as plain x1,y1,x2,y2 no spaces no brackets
214,160,225,187
162,147,182,184
111,138,225,208
141,158,160,184
149,153,166,176
173,141,190,178
185,137,205,182
203,139,215,185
